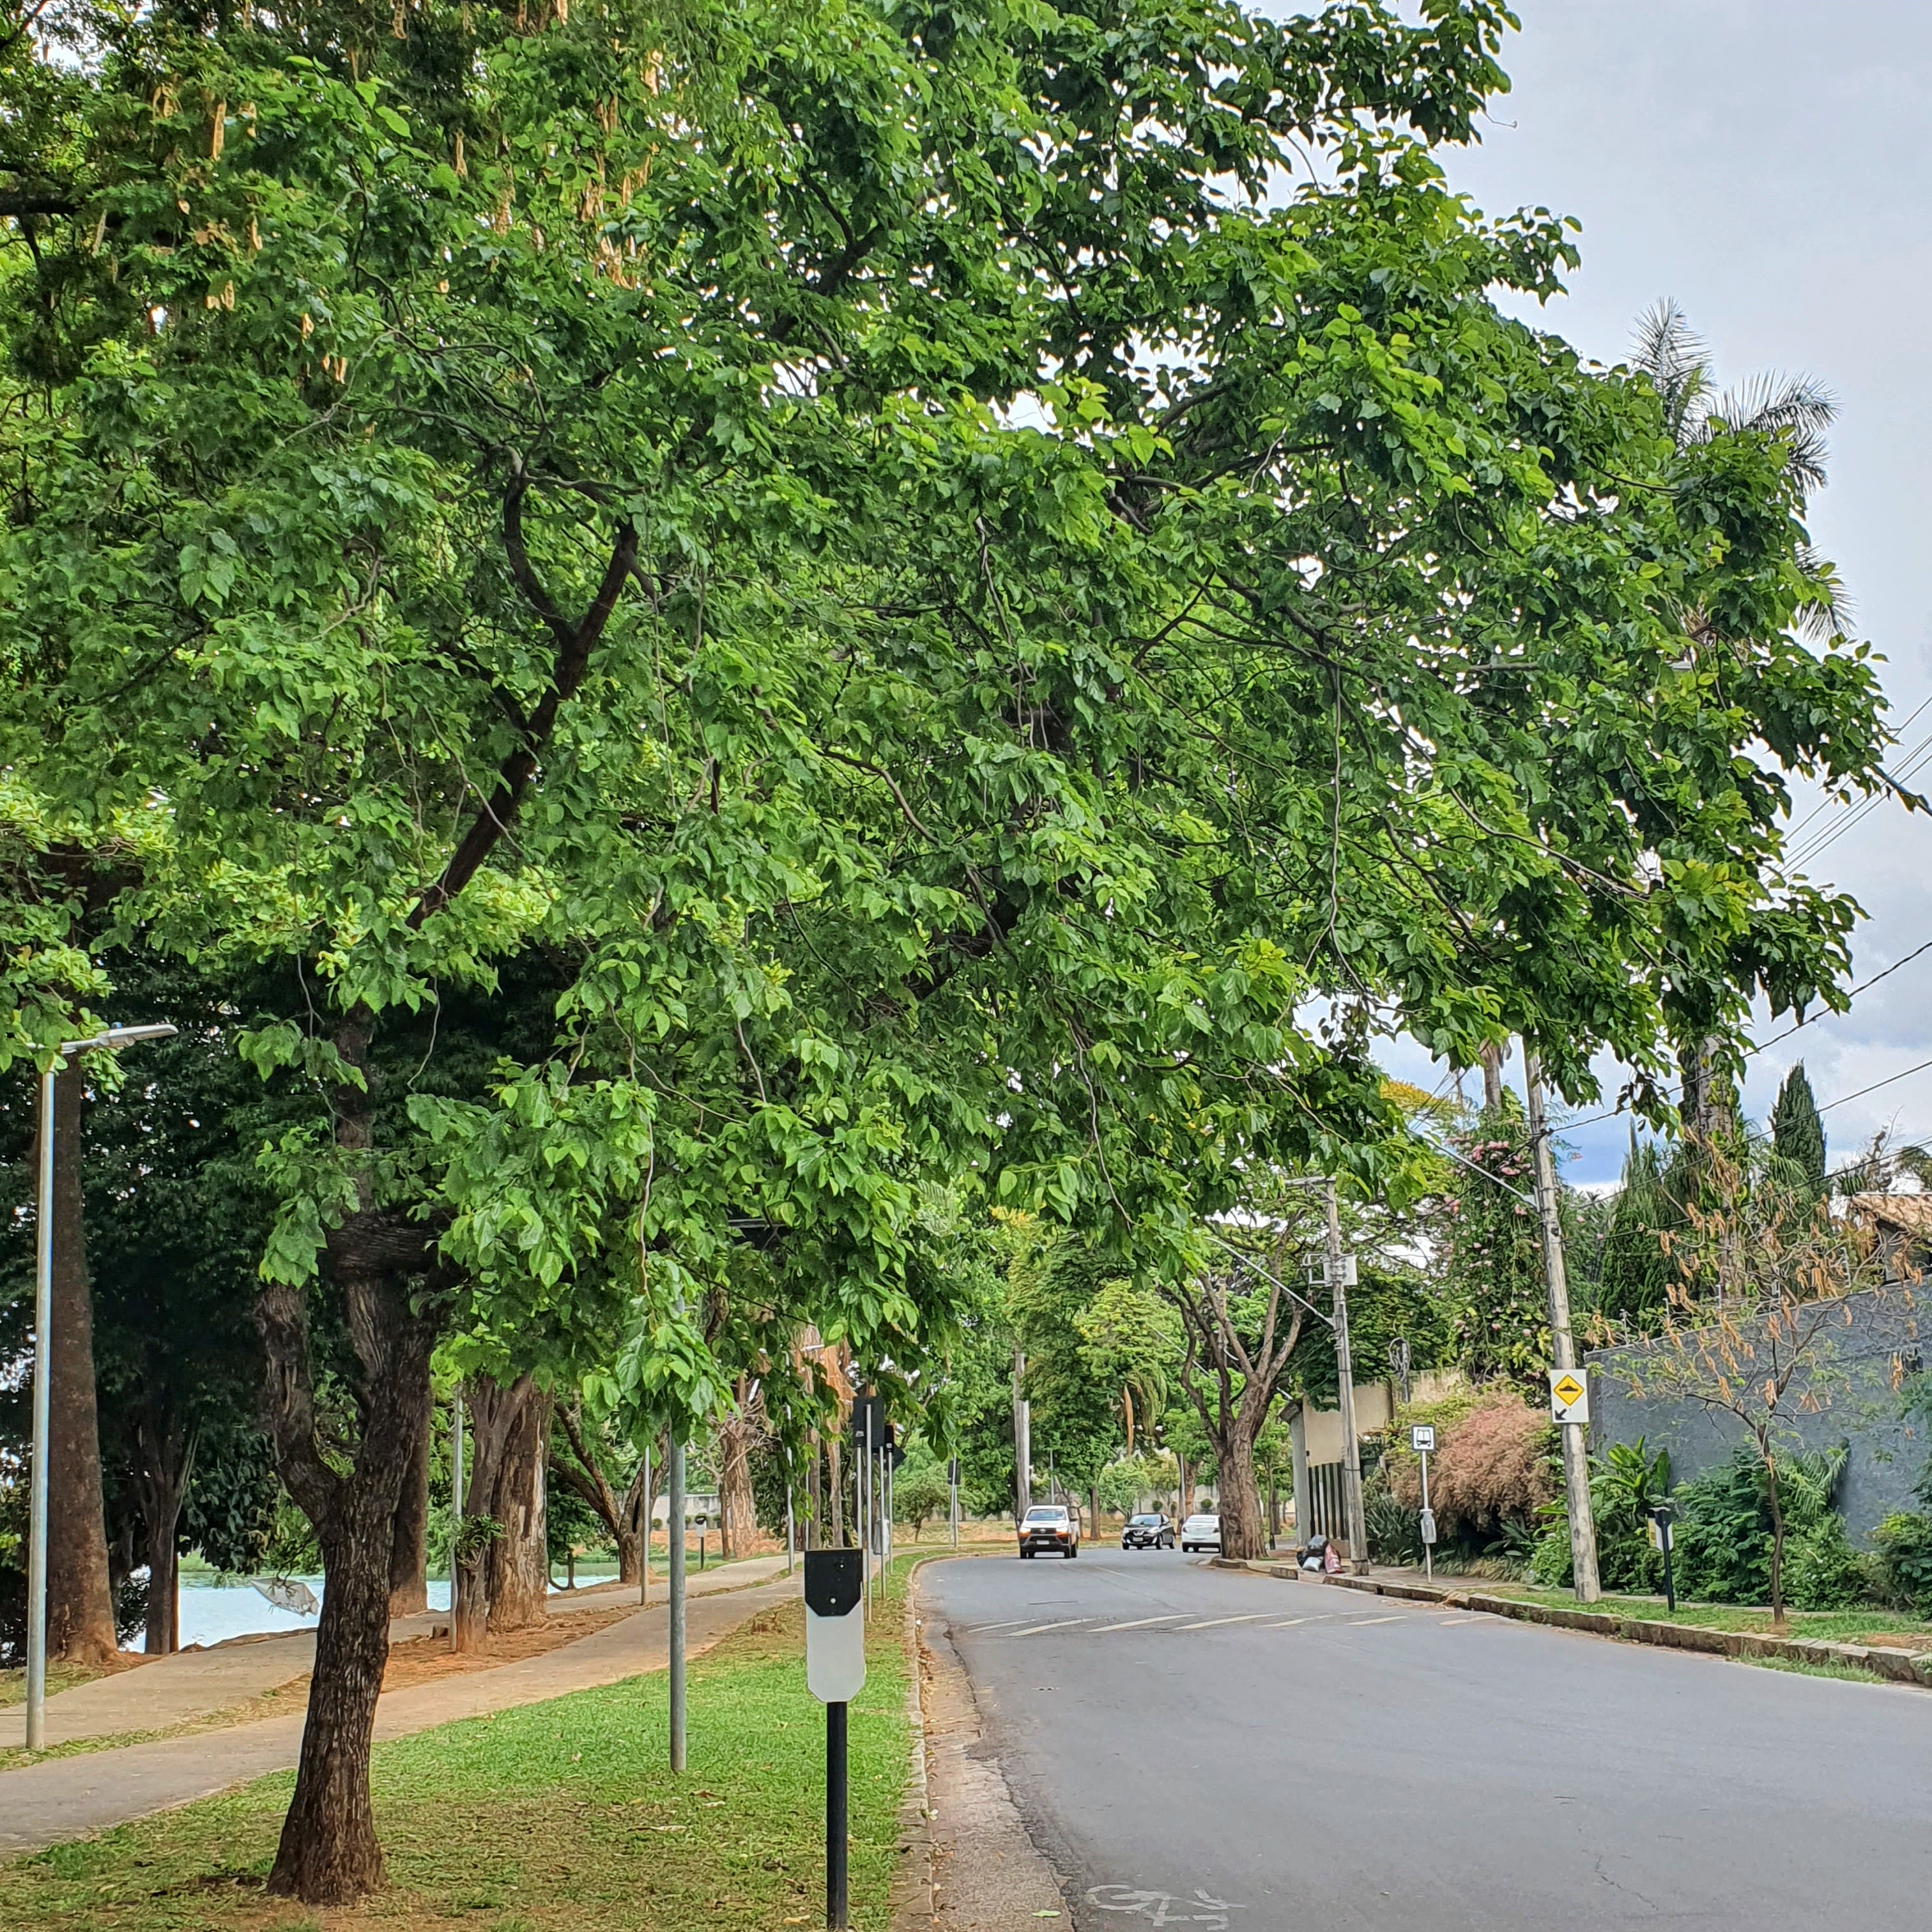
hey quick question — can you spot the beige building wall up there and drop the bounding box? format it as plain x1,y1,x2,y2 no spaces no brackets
1300,1367,1467,1464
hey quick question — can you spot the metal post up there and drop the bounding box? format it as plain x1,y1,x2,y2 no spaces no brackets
26,1062,56,1752
949,1457,960,1549
450,1392,465,1651
1525,1047,1602,1602
825,1699,850,1929
1325,1180,1370,1573
669,1438,687,1771
1013,1347,1031,1517
1420,1448,1434,1583
861,1404,873,1616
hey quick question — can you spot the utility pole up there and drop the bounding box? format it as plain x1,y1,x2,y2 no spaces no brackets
1012,1345,1031,1518
1325,1180,1369,1574
668,1437,687,1770
1524,1045,1602,1603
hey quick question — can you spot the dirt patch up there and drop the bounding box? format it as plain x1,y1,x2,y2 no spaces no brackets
1854,1631,1932,1652
378,1602,641,1692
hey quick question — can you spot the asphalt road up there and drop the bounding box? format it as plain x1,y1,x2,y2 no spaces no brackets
921,1545,1932,1931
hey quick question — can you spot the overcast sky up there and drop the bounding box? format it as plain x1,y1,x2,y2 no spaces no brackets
1357,0,1932,1182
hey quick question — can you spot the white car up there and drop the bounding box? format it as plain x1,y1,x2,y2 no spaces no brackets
1180,1512,1221,1553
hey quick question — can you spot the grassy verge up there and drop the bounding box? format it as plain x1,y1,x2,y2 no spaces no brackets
0,1662,109,1710
0,1559,922,1931
1475,1584,1931,1647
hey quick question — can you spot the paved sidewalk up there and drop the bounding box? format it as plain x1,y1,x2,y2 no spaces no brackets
0,1563,799,1856
0,1554,790,1751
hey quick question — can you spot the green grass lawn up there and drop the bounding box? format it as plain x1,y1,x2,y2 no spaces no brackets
0,1560,922,1931
0,1662,106,1709
1478,1584,1931,1646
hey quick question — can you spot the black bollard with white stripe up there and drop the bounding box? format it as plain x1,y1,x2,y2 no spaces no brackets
805,1549,866,1929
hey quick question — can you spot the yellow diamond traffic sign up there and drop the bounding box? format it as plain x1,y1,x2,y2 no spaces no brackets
1549,1368,1590,1424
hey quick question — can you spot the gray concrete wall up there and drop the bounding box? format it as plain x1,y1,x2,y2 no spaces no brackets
1584,1289,1930,1544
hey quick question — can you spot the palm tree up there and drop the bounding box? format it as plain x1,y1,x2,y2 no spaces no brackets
1630,303,1851,1142
1630,300,1848,637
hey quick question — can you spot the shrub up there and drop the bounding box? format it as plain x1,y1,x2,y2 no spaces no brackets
1386,1392,1556,1536
1870,1512,1932,1618
1784,1516,1874,1612
1673,1445,1861,1607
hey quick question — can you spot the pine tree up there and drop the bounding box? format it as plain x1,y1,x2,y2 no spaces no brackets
1771,1063,1827,1190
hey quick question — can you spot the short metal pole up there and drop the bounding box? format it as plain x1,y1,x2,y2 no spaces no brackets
950,1457,959,1549
826,1699,850,1929
1420,1449,1433,1582
450,1392,465,1652
26,1062,56,1752
669,1439,687,1772
1662,1525,1676,1613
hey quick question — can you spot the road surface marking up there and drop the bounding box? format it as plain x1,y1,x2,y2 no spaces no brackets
1436,1614,1485,1625
962,1620,1034,1633
1267,1616,1315,1627
1095,1614,1187,1631
1177,1613,1270,1630
1347,1614,1404,1625
1007,1618,1092,1636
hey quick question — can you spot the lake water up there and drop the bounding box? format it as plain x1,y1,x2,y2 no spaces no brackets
135,1570,622,1652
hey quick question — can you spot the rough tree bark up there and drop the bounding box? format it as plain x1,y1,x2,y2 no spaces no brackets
257,1223,439,1901
716,1376,762,1559
44,1064,118,1664
132,1399,197,1656
464,1377,552,1632
387,1424,431,1617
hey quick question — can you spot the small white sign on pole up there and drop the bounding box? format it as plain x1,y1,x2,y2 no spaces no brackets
1549,1368,1590,1427
1410,1424,1436,1455
805,1549,867,1705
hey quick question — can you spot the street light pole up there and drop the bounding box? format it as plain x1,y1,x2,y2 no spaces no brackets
1524,1046,1602,1603
25,1023,175,1753
1325,1179,1370,1575
668,1437,687,1770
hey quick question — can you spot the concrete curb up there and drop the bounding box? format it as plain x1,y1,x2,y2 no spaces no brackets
1237,1561,1932,1688
891,1561,937,1930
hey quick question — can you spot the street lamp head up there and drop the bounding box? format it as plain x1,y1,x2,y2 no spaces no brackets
61,1022,179,1057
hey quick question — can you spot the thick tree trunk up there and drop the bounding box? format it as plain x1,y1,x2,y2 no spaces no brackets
258,1260,438,1903
716,1379,760,1559
465,1377,551,1632
133,1402,195,1657
1215,1429,1267,1561
388,1422,431,1617
44,1066,118,1664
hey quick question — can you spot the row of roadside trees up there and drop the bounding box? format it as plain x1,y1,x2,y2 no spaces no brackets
0,0,1898,1906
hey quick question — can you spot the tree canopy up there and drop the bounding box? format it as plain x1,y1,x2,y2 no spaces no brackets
0,0,1897,1901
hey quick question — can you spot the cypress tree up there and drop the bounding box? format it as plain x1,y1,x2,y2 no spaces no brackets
1771,1063,1828,1190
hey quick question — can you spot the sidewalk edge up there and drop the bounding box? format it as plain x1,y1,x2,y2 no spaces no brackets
1236,1560,1932,1688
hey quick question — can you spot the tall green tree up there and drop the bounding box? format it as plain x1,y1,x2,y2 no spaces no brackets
2,0,1896,1903
1770,1062,1828,1190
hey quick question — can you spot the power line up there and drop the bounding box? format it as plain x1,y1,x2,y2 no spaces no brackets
1816,1055,1932,1117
